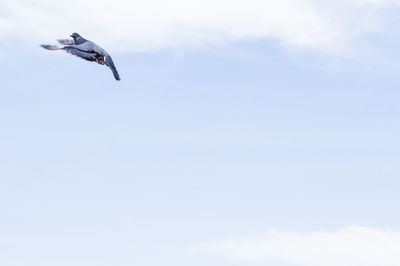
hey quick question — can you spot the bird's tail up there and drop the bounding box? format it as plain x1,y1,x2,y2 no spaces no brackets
105,55,121,81
40,44,60,50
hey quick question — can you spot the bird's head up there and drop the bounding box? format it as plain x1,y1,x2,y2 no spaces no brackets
70,32,87,45
70,32,81,38
70,32,82,42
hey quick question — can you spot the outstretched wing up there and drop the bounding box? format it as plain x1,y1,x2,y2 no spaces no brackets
57,39,75,45
62,46,97,62
41,44,60,50
105,55,121,80
41,38,121,81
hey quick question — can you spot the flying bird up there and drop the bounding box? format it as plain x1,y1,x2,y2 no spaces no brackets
41,33,121,81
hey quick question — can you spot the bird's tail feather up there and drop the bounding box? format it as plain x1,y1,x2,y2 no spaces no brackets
105,55,121,81
40,44,60,50
110,66,121,81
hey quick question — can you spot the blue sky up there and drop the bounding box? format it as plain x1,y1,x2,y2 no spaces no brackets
2,1,400,266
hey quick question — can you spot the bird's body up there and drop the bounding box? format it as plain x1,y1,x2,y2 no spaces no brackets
41,33,121,81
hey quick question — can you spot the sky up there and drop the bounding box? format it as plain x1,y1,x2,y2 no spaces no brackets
1,1,400,266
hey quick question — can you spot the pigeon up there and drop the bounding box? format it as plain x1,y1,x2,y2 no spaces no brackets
41,33,121,81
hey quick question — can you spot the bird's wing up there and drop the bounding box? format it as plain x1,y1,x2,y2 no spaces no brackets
42,40,121,80
41,44,97,62
72,41,101,53
105,55,121,80
62,46,97,62
41,44,60,50
58,39,75,45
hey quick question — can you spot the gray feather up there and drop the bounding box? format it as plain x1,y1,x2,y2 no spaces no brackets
62,46,98,62
57,39,75,45
40,33,121,81
105,55,121,81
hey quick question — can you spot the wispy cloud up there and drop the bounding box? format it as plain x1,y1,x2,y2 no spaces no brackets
192,226,400,266
0,0,397,53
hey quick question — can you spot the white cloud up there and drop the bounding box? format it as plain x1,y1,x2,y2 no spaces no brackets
192,226,400,266
0,0,398,53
